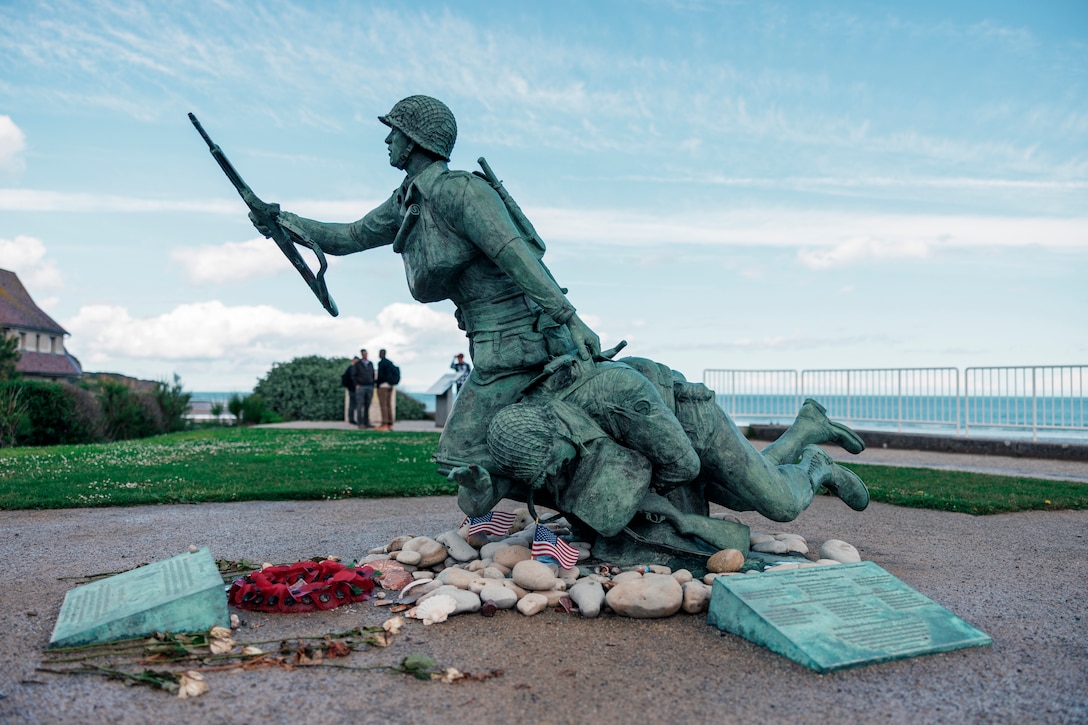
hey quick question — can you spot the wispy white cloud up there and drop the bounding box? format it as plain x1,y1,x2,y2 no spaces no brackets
63,299,464,390
796,236,932,270
3,1,1081,182
0,189,377,217
616,172,1088,193
170,238,288,284
531,206,1088,255
0,189,238,213
0,235,63,290
0,116,26,173
673,331,891,353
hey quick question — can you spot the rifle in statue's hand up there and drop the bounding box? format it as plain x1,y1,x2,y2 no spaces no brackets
188,112,339,317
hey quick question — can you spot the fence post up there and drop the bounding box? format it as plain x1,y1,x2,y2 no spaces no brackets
1032,367,1038,442
896,369,902,433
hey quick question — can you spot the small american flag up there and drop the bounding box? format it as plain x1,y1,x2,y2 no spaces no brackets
460,510,517,536
532,522,580,570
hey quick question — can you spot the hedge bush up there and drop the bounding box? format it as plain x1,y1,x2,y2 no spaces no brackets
0,377,193,448
254,355,346,421
0,380,102,446
253,355,430,422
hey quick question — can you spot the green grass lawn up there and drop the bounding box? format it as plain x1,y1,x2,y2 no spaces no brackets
0,428,450,510
840,462,1086,515
0,427,1083,514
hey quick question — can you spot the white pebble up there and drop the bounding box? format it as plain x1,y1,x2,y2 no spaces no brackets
479,584,518,610
752,540,789,554
681,581,712,614
819,539,861,563
516,592,549,616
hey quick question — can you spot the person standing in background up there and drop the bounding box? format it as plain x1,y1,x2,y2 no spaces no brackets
353,349,375,428
342,355,360,424
375,349,400,430
451,353,471,393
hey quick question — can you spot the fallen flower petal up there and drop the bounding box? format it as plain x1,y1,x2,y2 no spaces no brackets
383,616,405,634
209,637,235,655
437,667,464,683
209,626,232,640
177,670,208,699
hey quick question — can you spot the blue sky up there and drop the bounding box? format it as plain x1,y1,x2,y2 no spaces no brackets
1,0,1085,392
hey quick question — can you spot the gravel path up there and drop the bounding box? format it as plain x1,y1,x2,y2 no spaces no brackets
1,437,1086,724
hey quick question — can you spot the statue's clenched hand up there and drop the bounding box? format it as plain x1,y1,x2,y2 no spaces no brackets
243,189,281,238
566,314,601,361
447,464,492,493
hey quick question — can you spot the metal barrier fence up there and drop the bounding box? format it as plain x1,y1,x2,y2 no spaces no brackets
702,369,801,425
800,367,961,433
703,364,1088,441
964,365,1087,440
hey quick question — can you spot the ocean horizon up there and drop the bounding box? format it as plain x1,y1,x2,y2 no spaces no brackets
190,390,438,414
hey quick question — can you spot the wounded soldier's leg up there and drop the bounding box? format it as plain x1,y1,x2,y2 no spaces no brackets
688,403,868,521
761,398,865,466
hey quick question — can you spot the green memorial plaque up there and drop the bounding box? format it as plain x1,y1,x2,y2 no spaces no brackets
707,561,991,672
49,547,228,649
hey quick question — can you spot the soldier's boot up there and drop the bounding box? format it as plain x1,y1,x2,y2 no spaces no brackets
762,399,865,465
798,444,870,511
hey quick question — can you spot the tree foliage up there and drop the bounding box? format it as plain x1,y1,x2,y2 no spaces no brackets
253,355,431,422
155,377,192,433
395,390,427,421
0,375,193,447
254,355,350,421
0,380,102,446
0,335,20,382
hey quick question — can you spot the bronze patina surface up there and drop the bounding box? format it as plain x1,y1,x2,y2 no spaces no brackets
707,561,992,672
220,95,872,566
49,547,228,648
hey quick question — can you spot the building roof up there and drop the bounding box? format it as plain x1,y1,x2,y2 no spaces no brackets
0,268,68,335
15,350,82,378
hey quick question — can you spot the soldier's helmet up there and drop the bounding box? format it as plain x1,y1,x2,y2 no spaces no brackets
378,95,457,161
487,402,560,487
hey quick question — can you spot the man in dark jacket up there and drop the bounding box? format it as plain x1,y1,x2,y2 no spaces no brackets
375,348,400,430
353,349,376,428
341,355,360,424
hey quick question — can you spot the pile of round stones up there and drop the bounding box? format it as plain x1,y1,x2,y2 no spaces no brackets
359,513,863,622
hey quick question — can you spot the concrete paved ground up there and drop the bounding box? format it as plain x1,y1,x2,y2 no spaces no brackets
1,427,1085,724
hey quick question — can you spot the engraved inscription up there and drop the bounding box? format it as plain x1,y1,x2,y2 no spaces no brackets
762,605,818,626
51,548,227,648
163,558,197,597
709,561,991,672
832,618,931,653
874,588,930,610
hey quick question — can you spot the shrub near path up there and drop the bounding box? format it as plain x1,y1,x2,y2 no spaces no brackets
0,428,449,510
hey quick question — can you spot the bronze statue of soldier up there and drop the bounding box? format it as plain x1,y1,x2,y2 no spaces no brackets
239,94,871,569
